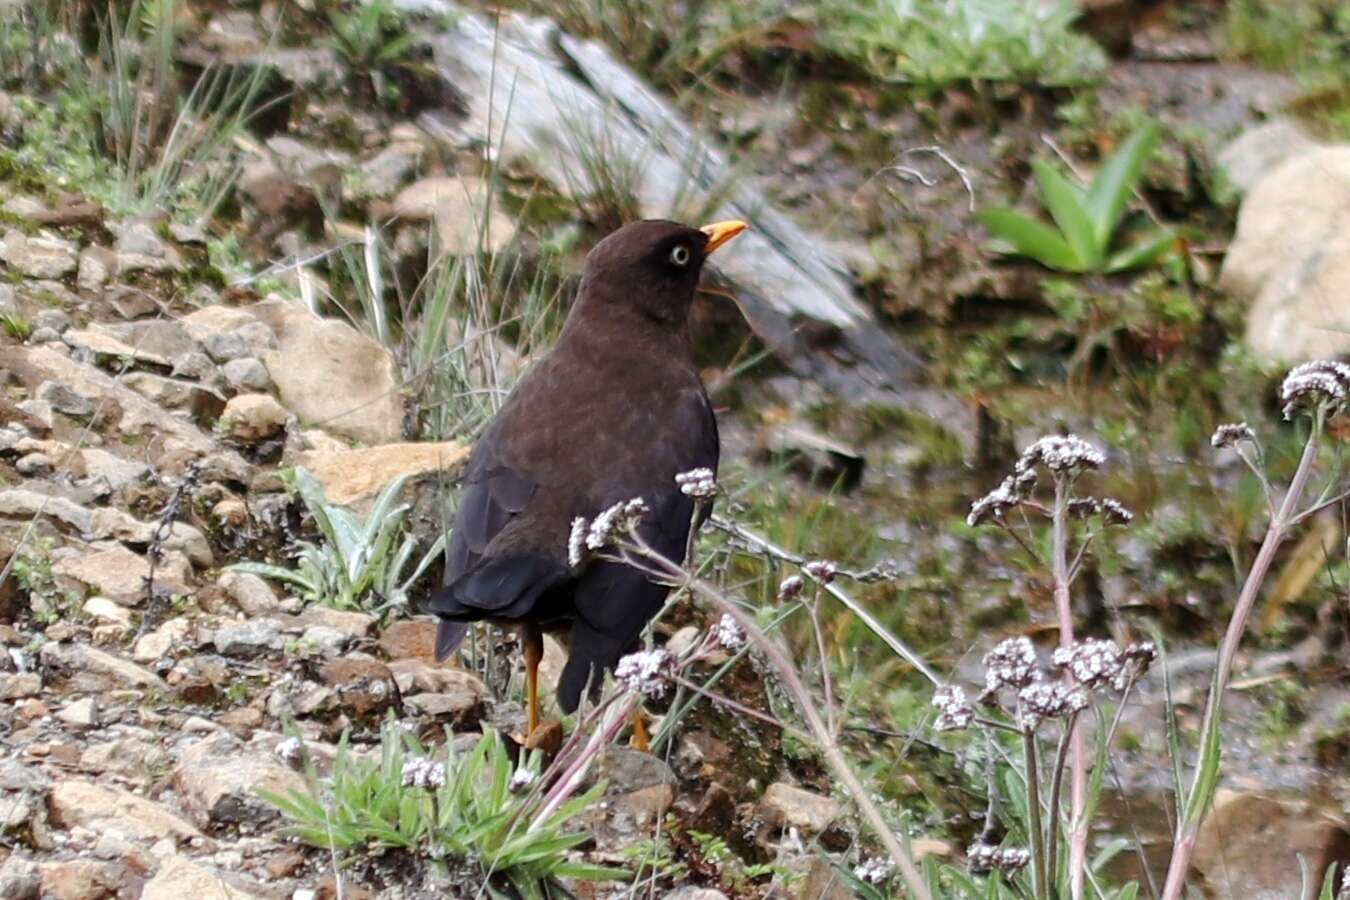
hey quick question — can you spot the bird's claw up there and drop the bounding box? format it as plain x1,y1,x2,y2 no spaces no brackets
522,719,563,755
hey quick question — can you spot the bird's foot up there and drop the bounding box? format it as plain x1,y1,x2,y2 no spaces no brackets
522,719,564,755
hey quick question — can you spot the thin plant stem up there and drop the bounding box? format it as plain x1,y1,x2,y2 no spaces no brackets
1159,422,1322,899
1023,728,1048,898
1044,710,1078,883
1051,478,1088,900
623,540,935,900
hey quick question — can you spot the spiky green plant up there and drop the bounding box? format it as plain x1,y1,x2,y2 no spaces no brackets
231,468,443,618
261,720,625,898
978,125,1179,274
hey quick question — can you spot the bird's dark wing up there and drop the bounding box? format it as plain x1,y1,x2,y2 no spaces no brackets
430,437,560,658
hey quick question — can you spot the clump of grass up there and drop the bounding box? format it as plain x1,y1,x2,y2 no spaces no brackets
321,0,421,103
263,720,624,898
821,0,1106,90
231,468,444,619
979,125,1179,275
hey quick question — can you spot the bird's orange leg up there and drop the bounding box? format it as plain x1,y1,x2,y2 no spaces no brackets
630,705,650,752
523,629,543,736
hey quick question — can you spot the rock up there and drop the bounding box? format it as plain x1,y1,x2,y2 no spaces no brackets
221,357,271,392
38,380,96,418
142,855,265,900
403,689,480,719
0,488,95,533
295,606,373,639
52,542,190,605
759,782,841,835
57,697,99,729
47,779,200,844
321,658,400,718
32,309,71,333
393,175,518,256
82,595,132,627
355,141,424,199
248,299,403,444
77,246,116,291
203,331,248,363
37,859,125,900
297,441,470,505
14,452,51,475
179,306,277,357
39,641,166,691
114,221,168,258
1,229,79,278
63,328,172,369
133,617,192,662
80,736,168,781
0,857,40,900
1217,119,1320,195
0,345,215,454
173,733,307,828
1227,147,1350,363
217,570,281,616
299,624,349,655
221,393,289,442
378,617,444,663
122,372,225,421
1192,791,1350,899
213,619,285,658
92,320,195,360
0,673,42,699
593,747,676,796
80,448,152,492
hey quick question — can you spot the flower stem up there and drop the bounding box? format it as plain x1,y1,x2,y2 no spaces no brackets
1051,478,1088,900
1159,425,1321,899
1023,729,1048,898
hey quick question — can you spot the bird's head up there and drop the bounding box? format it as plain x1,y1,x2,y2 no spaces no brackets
575,219,747,328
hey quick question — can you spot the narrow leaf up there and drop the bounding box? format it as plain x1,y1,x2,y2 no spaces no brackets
1084,123,1159,247
977,208,1084,271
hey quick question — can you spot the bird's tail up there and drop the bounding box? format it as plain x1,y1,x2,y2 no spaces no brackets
435,619,470,662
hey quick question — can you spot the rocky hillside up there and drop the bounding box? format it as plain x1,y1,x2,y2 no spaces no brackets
2,0,1350,898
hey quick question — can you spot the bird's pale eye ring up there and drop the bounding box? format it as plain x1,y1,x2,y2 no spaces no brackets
669,244,691,267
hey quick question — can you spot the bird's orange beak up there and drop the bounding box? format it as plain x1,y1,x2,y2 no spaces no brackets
700,220,748,255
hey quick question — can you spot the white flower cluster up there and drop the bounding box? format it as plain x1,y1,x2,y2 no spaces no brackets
1279,360,1350,419
675,467,718,500
966,469,1036,526
1054,637,1157,692
1210,421,1256,449
567,497,650,567
401,757,447,790
614,648,675,698
711,613,745,650
1068,497,1133,526
777,574,804,601
967,842,1031,872
804,559,837,584
980,636,1040,699
1017,434,1105,475
274,737,303,763
1017,681,1088,731
508,768,537,793
932,684,974,732
1053,637,1126,690
853,857,894,885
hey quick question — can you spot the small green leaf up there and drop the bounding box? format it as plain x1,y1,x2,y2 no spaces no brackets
1104,228,1179,273
977,208,1083,271
1084,123,1159,248
1031,159,1098,267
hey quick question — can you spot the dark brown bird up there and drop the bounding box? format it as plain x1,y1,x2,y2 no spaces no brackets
429,218,747,742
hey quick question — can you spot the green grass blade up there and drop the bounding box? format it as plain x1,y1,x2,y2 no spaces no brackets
1084,123,1159,247
1104,228,1179,273
977,208,1083,271
1031,159,1097,267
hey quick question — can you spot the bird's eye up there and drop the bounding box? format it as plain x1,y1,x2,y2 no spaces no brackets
669,244,691,267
